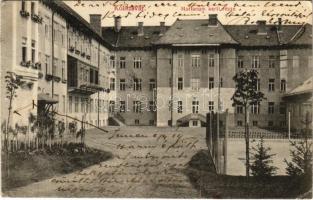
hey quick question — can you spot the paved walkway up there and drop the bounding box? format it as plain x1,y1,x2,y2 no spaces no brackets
5,126,208,198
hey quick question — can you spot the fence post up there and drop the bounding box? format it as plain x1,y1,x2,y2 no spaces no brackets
288,112,291,140
224,109,228,174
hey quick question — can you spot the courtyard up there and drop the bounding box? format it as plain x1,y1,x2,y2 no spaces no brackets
3,126,310,198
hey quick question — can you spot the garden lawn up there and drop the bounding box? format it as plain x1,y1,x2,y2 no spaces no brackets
1,143,112,192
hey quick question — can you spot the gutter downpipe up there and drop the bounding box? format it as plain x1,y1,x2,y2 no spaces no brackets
171,48,174,127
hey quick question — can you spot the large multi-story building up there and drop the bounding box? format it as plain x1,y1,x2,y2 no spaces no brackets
1,1,115,132
1,1,312,130
102,15,312,128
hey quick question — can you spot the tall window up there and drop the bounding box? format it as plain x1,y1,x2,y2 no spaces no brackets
269,55,276,68
45,55,50,75
251,102,260,114
81,98,85,113
192,101,199,113
149,79,156,91
178,77,183,90
95,70,98,84
208,54,215,67
237,56,244,68
178,54,184,68
120,57,126,68
31,2,35,15
255,78,261,91
45,23,49,37
61,61,65,81
109,101,115,113
68,96,72,113
208,101,214,111
21,0,26,11
120,101,125,112
22,37,27,63
149,101,156,112
133,57,142,69
120,79,126,91
236,105,243,114
220,77,223,87
110,78,115,91
31,40,36,63
279,103,286,115
133,101,142,113
110,56,115,68
191,55,200,68
269,79,275,91
251,55,260,68
209,77,214,89
133,78,142,91
53,58,58,76
177,101,183,113
268,102,275,114
90,99,94,113
191,78,200,91
280,79,286,92
74,97,79,113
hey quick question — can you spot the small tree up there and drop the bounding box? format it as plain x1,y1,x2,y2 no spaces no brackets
4,72,20,151
251,137,277,178
285,112,312,177
231,69,265,177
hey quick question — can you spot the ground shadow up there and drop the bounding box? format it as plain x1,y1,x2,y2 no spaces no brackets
2,143,113,193
184,149,311,199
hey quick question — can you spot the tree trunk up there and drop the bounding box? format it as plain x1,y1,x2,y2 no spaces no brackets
244,105,250,177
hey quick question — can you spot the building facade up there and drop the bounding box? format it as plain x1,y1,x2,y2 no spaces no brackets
1,1,312,130
102,15,312,129
1,1,115,132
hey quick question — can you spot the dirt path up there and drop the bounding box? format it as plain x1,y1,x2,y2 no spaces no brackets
4,127,208,198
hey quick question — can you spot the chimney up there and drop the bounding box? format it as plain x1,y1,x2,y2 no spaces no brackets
208,14,218,26
89,14,102,35
138,22,144,36
277,18,282,32
159,21,166,36
114,16,121,33
256,20,267,35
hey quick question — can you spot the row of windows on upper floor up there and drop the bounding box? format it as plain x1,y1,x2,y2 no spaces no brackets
68,96,107,114
105,100,286,116
108,55,312,70
20,38,67,80
19,2,108,65
108,77,287,92
20,1,43,24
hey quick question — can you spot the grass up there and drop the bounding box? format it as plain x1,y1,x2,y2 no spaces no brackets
1,143,113,192
184,150,312,199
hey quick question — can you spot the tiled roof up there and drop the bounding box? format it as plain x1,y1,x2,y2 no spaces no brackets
102,26,170,48
285,76,313,97
154,19,238,45
224,24,312,46
288,24,312,45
